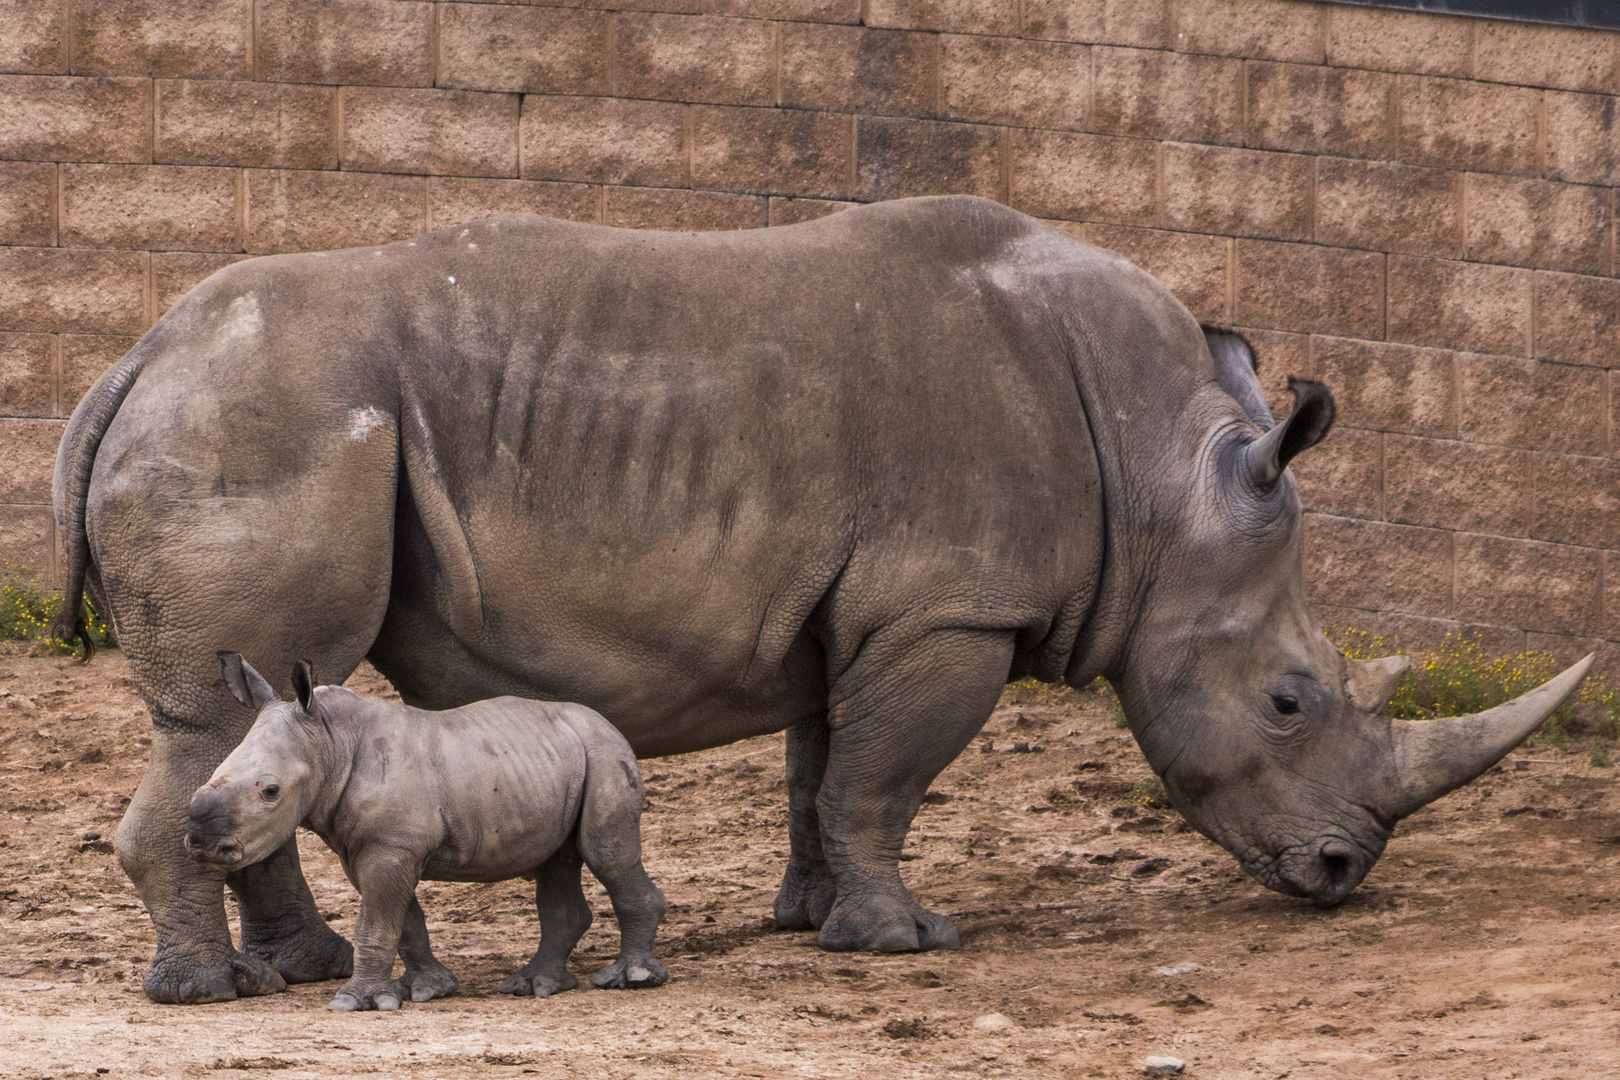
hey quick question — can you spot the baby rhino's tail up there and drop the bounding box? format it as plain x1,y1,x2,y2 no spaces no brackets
572,710,667,989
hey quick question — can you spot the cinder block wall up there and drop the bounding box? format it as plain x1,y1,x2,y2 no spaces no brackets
2,0,1619,669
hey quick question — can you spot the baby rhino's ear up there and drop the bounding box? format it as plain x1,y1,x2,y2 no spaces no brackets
291,659,319,719
219,652,278,711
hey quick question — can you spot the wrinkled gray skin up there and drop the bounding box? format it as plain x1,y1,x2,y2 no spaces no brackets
53,195,1587,1004
187,654,667,1010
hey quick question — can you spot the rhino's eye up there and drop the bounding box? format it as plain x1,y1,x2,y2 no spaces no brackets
1271,695,1300,715
260,784,280,801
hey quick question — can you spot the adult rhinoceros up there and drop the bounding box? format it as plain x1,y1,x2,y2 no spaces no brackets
54,195,1587,1004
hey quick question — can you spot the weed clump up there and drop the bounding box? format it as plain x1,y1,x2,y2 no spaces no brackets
0,565,114,658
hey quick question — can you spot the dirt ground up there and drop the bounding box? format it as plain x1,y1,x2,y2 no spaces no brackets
2,645,1619,1079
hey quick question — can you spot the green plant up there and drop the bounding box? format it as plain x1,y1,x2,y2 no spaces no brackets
0,565,115,657
1590,736,1608,768
1125,773,1165,807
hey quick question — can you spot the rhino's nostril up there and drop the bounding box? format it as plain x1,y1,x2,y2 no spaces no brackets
1317,840,1357,902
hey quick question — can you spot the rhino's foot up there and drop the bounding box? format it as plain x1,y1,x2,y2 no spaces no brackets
240,918,354,985
591,956,668,990
773,862,838,931
500,969,578,998
327,980,403,1012
142,944,287,1004
399,961,458,1003
817,895,960,953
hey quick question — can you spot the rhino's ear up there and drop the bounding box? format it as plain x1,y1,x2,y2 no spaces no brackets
219,651,278,711
1203,326,1274,429
1239,377,1335,489
291,660,318,718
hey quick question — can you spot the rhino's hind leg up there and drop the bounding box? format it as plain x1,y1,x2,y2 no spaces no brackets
815,627,1015,953
228,838,354,985
501,842,591,997
578,751,668,990
396,895,458,1003
774,716,838,931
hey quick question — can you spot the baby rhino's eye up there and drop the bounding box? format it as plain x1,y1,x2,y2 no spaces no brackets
260,784,281,801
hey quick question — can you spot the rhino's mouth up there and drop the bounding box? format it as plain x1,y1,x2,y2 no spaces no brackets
183,827,244,866
1238,836,1375,907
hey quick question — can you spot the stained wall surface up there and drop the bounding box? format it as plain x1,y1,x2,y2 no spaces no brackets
2,0,1619,667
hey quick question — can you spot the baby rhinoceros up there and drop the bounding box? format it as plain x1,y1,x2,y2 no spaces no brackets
186,653,668,1011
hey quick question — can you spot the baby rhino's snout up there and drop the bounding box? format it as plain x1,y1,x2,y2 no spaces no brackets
185,786,243,865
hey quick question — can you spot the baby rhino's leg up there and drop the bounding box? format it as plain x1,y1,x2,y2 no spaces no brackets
396,896,458,1003
580,754,667,990
329,853,417,1011
501,838,592,997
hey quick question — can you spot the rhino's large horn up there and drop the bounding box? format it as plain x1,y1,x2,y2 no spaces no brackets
1386,654,1594,819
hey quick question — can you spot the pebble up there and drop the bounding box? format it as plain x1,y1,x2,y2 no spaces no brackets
1141,1056,1185,1076
972,1012,1015,1031
1156,962,1199,975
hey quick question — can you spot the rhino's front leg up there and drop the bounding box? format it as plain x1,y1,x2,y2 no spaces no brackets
815,627,1014,953
115,729,287,1004
227,838,354,985
329,853,417,1012
773,716,838,931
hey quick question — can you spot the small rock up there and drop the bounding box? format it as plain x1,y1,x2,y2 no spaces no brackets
1141,1056,1185,1076
972,1012,1015,1031
1156,962,1199,976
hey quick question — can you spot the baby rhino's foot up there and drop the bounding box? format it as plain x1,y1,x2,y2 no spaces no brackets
399,962,458,1003
500,968,578,998
327,980,403,1012
592,956,668,990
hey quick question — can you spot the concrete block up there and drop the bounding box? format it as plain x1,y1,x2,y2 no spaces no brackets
60,164,239,252
151,251,249,319
1234,326,1314,419
862,0,1017,34
1324,4,1470,77
1021,0,1170,48
1474,19,1620,95
705,0,859,21
71,0,249,79
1244,60,1394,158
1532,453,1620,548
1303,512,1453,617
1093,47,1242,146
256,0,433,86
1464,174,1609,276
1010,129,1158,227
1383,434,1531,535
1171,0,1324,63
1315,158,1462,259
1455,533,1601,636
614,13,775,107
1313,604,1524,660
1072,223,1230,323
0,500,54,578
341,87,519,178
1291,425,1380,520
0,418,65,503
243,170,425,255
1162,143,1312,241
856,116,1001,201
1233,240,1384,339
691,106,855,199
1396,75,1540,176
1457,354,1605,457
779,24,936,117
427,177,599,230
767,197,857,226
940,34,1088,130
1386,255,1531,357
521,96,685,187
0,248,147,335
0,162,55,247
0,333,54,418
156,79,337,169
438,5,609,96
0,0,66,74
1545,91,1620,186
1533,271,1620,369
60,334,138,416
1310,335,1455,438
602,186,766,231
0,76,151,162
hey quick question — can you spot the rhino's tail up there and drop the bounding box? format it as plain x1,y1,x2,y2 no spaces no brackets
50,347,148,662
